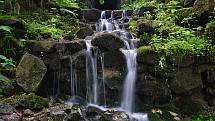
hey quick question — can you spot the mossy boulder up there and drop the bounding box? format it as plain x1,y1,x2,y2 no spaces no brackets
0,73,15,97
16,53,47,92
193,0,214,16
168,67,203,94
137,46,157,65
0,93,48,110
15,93,49,110
92,33,124,52
173,96,205,116
76,26,94,39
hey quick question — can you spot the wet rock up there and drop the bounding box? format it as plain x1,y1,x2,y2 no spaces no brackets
101,110,130,121
23,109,34,116
173,96,205,116
68,105,85,121
168,68,203,94
137,46,157,65
15,93,48,110
91,33,124,52
0,113,22,121
16,53,47,92
82,9,101,22
191,0,214,26
170,55,194,67
193,0,214,16
76,26,94,39
51,111,68,121
0,18,26,38
0,73,15,97
0,103,15,114
136,73,172,107
26,40,56,53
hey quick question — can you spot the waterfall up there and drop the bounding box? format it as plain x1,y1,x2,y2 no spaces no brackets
85,39,106,106
85,39,98,104
85,10,148,121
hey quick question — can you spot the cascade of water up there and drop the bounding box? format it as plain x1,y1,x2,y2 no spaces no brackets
96,11,113,32
100,53,106,106
120,49,137,113
85,39,98,104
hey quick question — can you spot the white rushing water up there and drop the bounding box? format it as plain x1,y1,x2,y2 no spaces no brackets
85,10,148,121
85,39,98,104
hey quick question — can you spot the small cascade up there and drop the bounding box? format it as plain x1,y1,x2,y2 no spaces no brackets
85,39,99,104
83,10,148,121
85,39,106,106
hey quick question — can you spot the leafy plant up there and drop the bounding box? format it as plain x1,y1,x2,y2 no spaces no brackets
0,55,15,70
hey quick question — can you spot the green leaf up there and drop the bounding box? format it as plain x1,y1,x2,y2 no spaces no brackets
0,26,12,33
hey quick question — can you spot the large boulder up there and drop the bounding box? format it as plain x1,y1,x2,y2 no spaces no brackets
137,46,157,65
82,9,101,22
136,73,172,107
193,0,214,16
168,67,203,94
76,26,94,39
91,33,124,52
16,53,47,92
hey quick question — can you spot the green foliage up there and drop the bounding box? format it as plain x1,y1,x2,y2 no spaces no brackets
0,55,15,70
122,0,157,10
22,13,79,40
0,73,15,97
53,0,86,8
0,93,49,110
99,0,104,5
192,111,215,121
0,26,12,33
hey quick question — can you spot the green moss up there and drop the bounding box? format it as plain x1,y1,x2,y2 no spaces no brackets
0,15,17,20
0,93,48,110
192,110,215,121
138,46,155,55
175,7,192,21
0,73,15,96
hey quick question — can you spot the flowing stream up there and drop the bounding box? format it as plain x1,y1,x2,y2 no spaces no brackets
83,10,148,121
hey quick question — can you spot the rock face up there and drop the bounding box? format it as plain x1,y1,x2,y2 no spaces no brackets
193,0,214,16
168,68,203,94
76,26,94,39
82,9,101,22
92,33,124,52
16,53,47,92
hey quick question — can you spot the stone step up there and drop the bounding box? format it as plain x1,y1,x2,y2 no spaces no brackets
81,9,134,22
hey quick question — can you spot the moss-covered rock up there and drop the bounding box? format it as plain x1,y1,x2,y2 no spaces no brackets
15,93,48,110
0,73,15,97
92,33,124,52
16,53,47,92
0,93,48,110
173,96,205,116
193,0,214,16
137,46,157,65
